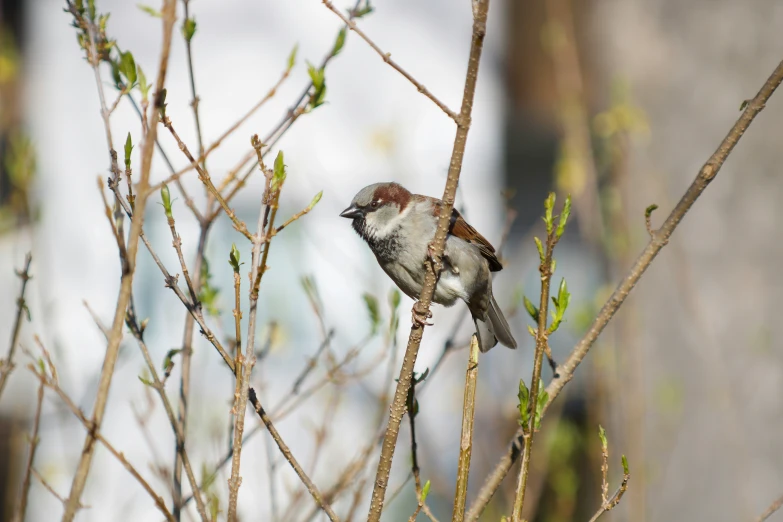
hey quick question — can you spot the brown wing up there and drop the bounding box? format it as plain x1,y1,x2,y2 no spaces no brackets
449,208,504,272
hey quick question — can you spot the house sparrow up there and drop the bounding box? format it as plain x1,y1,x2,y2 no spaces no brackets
340,182,517,353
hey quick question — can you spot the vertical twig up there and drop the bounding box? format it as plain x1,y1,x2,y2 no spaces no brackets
126,318,210,521
465,57,783,521
366,2,491,519
0,253,32,400
173,225,208,520
62,3,177,519
12,378,44,522
452,335,480,522
226,136,273,519
511,214,559,522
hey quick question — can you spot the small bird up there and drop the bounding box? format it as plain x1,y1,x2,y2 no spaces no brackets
340,182,517,353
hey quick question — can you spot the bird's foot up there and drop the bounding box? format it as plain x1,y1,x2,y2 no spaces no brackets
411,302,434,327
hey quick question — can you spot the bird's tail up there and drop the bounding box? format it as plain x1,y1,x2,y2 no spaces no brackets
473,294,517,353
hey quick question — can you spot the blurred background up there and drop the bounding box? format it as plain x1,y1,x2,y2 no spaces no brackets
1,0,783,520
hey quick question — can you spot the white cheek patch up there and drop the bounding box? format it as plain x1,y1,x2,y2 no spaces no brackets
365,204,412,239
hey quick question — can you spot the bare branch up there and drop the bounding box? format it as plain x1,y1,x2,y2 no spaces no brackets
28,365,175,521
62,3,177,518
452,336,480,522
367,2,491,519
321,0,458,122
248,389,339,521
12,377,44,522
161,116,255,242
0,253,32,400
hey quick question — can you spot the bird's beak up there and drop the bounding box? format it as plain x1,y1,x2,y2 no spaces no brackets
339,205,362,219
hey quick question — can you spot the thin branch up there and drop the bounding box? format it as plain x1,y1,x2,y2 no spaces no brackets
452,335,480,522
32,468,77,508
126,315,209,521
248,388,339,521
511,207,561,521
161,116,255,242
321,0,458,122
12,377,44,522
366,2,491,519
465,57,783,521
182,0,205,169
165,210,200,307
755,492,783,522
62,3,177,518
148,57,292,194
28,365,175,521
587,468,630,522
0,253,32,400
172,222,209,519
216,0,363,197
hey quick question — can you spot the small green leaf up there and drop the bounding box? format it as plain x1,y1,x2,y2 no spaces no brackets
534,379,548,429
352,0,374,18
306,62,327,109
389,289,401,310
137,65,149,101
362,293,380,334
272,151,286,191
208,494,219,521
543,192,556,235
517,379,530,428
523,295,539,322
413,368,430,384
119,50,137,86
621,454,629,475
87,0,96,21
37,358,46,376
739,99,749,111
550,258,557,274
534,237,544,263
182,17,197,42
160,184,173,218
556,194,572,238
137,4,162,17
138,375,154,387
287,44,298,71
229,243,241,272
527,324,536,337
307,190,323,211
306,62,324,90
420,480,431,503
124,133,133,169
162,348,182,373
645,203,659,221
110,59,122,89
598,424,607,449
332,27,347,57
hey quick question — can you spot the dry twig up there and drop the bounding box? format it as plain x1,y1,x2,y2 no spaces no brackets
321,0,458,122
62,3,177,518
366,2,491,519
452,335,480,522
0,253,32,400
12,376,44,522
249,388,339,521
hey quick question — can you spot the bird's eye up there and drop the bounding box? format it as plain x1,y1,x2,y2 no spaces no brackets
370,200,379,209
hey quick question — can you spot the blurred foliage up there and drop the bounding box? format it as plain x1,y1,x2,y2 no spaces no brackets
0,27,37,234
